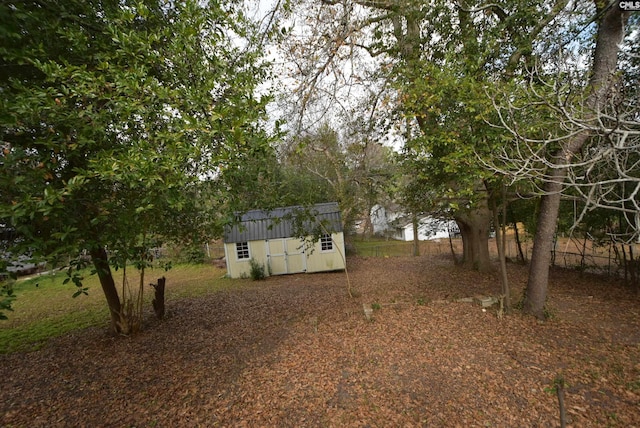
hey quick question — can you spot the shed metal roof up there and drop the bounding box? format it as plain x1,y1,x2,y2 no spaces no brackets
223,202,343,243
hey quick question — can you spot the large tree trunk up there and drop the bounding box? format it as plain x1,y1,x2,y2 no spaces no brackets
455,189,492,271
90,247,122,333
524,175,565,318
524,4,626,318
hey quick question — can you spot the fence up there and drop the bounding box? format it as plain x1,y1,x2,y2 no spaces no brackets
549,238,639,281
350,236,639,281
350,238,462,258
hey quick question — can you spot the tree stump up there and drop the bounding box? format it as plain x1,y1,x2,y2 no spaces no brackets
150,277,166,320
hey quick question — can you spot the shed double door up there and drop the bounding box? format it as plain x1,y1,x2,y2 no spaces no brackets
266,238,306,275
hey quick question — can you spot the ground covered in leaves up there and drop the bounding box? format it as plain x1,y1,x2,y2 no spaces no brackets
1,255,639,427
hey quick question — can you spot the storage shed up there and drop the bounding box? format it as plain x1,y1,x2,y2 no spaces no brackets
223,202,346,278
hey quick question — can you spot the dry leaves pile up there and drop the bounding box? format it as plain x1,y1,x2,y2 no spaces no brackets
1,255,639,427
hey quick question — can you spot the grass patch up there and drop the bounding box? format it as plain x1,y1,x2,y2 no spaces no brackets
0,263,238,354
351,237,459,258
351,239,415,257
0,308,109,354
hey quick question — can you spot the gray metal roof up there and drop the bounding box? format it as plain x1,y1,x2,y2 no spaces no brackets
223,202,343,243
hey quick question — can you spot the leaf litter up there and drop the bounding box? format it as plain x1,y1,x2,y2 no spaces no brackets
1,255,638,427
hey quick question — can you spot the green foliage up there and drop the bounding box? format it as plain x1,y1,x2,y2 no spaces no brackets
0,0,275,321
249,258,266,281
62,255,92,298
0,281,16,320
174,244,206,265
0,0,272,254
544,373,567,394
280,123,395,231
393,60,502,219
283,125,357,215
0,264,235,353
374,1,579,226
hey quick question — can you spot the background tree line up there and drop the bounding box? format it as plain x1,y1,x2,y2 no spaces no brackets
272,0,639,318
1,0,638,330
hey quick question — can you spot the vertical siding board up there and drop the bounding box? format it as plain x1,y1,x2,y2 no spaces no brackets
223,203,346,278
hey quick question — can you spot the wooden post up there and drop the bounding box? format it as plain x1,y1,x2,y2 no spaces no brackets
150,277,166,320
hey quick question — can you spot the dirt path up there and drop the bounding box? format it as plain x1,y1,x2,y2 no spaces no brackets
1,256,639,427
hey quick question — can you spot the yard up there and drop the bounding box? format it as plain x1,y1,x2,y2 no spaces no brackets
1,254,639,427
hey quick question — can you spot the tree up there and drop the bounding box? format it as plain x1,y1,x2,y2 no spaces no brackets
395,66,496,270
0,0,273,332
276,0,574,272
281,123,394,232
378,1,632,281
485,3,632,318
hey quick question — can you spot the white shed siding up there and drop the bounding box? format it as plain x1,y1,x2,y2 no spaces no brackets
305,232,345,273
223,203,346,279
224,240,270,279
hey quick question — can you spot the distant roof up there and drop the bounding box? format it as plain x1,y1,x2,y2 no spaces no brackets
223,202,343,243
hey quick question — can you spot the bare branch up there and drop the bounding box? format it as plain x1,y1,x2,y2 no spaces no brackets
481,55,640,242
455,1,508,21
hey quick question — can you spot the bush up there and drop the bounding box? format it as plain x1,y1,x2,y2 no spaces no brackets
249,258,266,281
185,245,206,264
0,281,16,320
164,244,205,264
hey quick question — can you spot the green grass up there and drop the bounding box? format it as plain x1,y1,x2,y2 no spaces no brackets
351,238,416,257
0,308,109,353
350,237,458,258
0,263,239,354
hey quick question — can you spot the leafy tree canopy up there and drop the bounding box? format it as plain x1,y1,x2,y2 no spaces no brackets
0,0,275,328
0,0,272,260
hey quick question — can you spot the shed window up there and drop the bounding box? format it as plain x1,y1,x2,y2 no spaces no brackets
236,242,250,260
320,234,333,251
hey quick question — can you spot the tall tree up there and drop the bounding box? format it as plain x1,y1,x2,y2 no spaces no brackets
0,0,273,332
282,123,394,231
485,3,632,318
276,0,573,271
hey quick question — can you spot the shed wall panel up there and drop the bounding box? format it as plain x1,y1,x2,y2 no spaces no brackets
305,232,346,273
223,203,346,278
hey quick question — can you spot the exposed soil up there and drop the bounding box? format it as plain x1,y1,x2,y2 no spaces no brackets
1,255,639,427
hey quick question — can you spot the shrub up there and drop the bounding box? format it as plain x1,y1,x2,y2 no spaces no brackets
249,258,266,280
184,245,206,264
0,281,16,320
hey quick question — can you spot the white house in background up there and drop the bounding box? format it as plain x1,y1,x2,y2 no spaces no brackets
370,205,401,235
392,217,459,241
223,202,346,279
370,205,458,241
